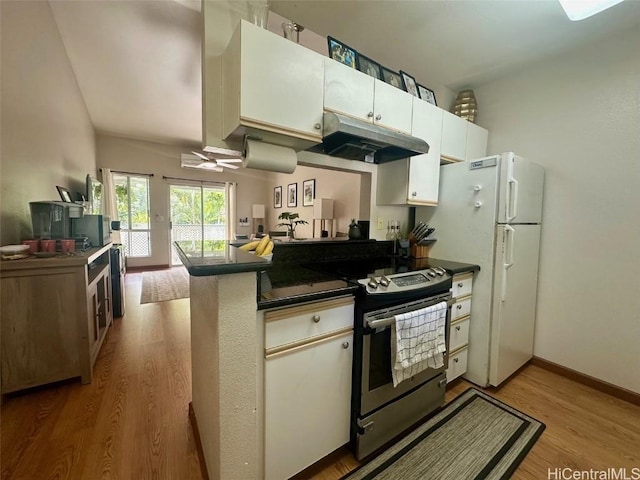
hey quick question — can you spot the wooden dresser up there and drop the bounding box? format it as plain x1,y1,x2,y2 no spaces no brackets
1,244,113,394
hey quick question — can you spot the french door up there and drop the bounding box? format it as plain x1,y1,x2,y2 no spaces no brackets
169,183,228,265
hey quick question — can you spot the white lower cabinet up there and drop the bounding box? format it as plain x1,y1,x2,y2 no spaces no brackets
447,272,474,383
447,347,469,382
264,297,354,480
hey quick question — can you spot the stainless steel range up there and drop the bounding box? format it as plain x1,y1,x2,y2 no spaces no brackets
308,258,453,460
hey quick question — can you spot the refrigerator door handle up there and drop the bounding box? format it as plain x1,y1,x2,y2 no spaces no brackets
502,226,515,302
506,177,519,222
505,156,519,222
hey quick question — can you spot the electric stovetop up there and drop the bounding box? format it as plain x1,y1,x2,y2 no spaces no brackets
304,256,450,282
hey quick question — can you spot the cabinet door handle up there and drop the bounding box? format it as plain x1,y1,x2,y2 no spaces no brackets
312,314,320,323
411,191,417,197
314,123,321,130
375,114,382,121
454,358,459,363
367,111,374,118
342,342,350,349
456,304,462,310
455,325,461,331
458,282,464,288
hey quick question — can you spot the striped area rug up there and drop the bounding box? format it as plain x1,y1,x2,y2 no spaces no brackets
140,267,189,304
344,388,545,480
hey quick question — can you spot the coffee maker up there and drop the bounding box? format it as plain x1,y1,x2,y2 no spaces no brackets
30,201,83,239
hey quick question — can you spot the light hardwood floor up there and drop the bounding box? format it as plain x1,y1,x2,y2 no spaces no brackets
2,271,639,479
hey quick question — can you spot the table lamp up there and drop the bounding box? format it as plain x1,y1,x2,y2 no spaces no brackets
252,204,266,235
313,199,334,238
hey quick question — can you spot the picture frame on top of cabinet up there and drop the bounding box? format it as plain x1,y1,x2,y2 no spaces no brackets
287,183,297,208
302,179,315,207
380,67,405,91
327,36,357,69
356,54,382,80
274,186,282,209
400,71,419,98
418,84,437,106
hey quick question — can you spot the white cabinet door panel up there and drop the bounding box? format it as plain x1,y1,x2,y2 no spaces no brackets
441,110,468,161
240,22,324,138
324,59,375,122
373,80,412,133
265,331,353,480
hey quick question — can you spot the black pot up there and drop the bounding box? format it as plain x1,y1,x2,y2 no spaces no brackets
348,222,362,240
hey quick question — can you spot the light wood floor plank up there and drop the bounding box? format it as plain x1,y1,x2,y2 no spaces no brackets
2,271,639,480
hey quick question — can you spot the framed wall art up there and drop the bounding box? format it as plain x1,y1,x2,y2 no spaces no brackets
56,186,73,203
327,36,357,69
400,71,419,98
380,67,404,90
418,84,437,106
356,54,382,80
302,179,315,207
274,186,282,208
287,183,297,208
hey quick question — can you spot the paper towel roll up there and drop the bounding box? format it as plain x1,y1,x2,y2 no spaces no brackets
243,139,297,173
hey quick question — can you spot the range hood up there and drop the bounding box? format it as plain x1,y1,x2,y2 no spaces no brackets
307,112,430,163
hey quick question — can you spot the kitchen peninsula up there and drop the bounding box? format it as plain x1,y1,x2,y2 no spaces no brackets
175,241,270,480
175,238,367,479
175,239,478,479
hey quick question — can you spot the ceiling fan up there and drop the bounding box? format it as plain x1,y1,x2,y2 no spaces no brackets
180,151,243,172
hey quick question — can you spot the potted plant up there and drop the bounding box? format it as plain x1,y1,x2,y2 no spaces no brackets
277,211,308,239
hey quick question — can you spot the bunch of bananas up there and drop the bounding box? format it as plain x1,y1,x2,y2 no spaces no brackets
238,234,274,257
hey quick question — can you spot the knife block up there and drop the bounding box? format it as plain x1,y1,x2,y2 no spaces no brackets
411,244,431,258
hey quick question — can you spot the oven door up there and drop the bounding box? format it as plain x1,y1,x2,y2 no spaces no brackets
360,293,451,416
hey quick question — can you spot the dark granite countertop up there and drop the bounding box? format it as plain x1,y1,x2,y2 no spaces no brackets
174,241,271,276
258,263,359,310
419,257,480,275
175,238,479,308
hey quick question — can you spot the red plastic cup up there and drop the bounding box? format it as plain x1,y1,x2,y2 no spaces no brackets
40,239,56,252
60,239,75,253
21,239,39,254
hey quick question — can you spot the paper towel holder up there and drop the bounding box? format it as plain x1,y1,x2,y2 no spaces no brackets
243,135,298,174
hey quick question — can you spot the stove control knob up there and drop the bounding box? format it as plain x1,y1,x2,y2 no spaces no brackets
427,269,437,278
367,277,379,289
434,267,445,276
379,276,390,287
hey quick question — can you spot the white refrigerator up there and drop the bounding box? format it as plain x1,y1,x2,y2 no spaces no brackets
416,152,544,387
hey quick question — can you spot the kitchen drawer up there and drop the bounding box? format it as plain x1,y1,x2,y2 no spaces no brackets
449,318,470,352
265,296,354,350
447,347,468,383
451,273,473,299
451,296,471,321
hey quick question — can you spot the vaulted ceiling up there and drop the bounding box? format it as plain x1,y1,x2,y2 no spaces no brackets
48,0,640,146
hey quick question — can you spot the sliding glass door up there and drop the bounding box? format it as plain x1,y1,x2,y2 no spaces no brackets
169,183,227,265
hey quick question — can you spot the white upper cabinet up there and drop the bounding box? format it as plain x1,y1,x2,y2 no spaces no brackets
376,98,442,206
441,110,468,162
372,80,413,134
324,59,375,122
441,109,488,163
408,99,443,205
220,20,324,147
323,59,412,134
465,121,489,161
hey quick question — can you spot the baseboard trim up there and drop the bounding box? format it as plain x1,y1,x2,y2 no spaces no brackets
126,265,171,272
188,402,210,480
531,357,640,406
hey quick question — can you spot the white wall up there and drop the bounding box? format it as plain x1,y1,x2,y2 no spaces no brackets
297,152,413,240
475,26,640,393
267,165,362,239
0,1,97,245
96,134,271,267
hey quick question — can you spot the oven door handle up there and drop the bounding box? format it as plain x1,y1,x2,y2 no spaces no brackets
366,299,452,329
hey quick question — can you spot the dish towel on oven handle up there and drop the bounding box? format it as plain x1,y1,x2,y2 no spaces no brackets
391,301,448,387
